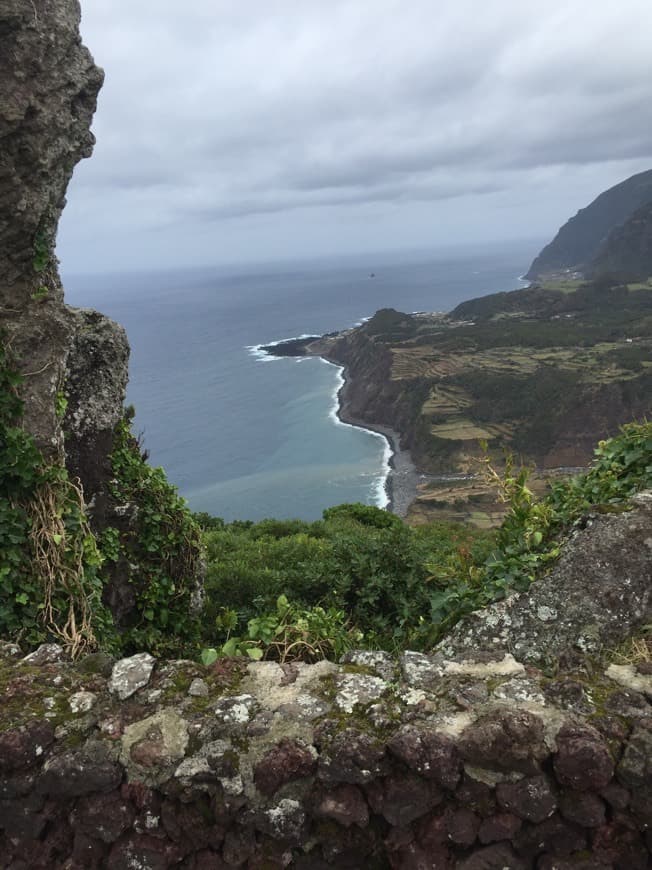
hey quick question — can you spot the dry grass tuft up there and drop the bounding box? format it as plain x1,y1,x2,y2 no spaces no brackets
611,631,652,666
28,477,97,658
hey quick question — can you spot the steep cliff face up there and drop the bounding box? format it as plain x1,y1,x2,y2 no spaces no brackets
0,0,128,507
525,168,652,279
327,330,401,428
321,312,429,457
590,200,652,280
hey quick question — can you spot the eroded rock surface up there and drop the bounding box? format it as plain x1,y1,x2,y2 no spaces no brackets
439,491,652,667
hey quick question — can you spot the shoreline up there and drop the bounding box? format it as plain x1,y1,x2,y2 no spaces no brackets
321,359,391,511
321,359,420,517
253,337,420,517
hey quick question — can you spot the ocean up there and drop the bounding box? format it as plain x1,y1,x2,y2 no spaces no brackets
63,242,534,521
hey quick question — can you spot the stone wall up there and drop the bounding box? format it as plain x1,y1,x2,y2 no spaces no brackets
1,639,650,869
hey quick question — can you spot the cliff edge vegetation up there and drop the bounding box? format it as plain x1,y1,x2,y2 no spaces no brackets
196,420,652,658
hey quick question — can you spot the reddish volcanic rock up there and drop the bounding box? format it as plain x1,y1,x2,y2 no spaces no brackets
0,721,54,773
553,723,614,791
458,709,548,775
106,833,185,870
71,790,135,844
591,820,650,869
366,773,444,827
314,784,369,828
38,744,122,798
316,727,389,784
558,790,606,827
477,812,522,844
388,726,461,789
496,774,557,823
457,843,526,869
514,812,587,859
253,738,316,796
446,807,480,847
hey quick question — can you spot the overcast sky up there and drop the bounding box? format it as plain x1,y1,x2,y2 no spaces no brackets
58,0,652,274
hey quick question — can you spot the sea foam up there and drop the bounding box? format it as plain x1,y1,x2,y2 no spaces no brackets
246,333,320,362
321,358,391,510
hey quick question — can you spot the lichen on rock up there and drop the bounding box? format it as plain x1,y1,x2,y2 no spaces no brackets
438,491,652,667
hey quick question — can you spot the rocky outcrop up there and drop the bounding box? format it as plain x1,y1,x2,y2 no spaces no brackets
0,639,650,868
0,0,128,506
0,0,101,299
63,308,129,522
438,491,652,668
526,168,652,279
0,0,203,646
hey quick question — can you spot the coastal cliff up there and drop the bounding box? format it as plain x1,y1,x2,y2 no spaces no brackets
272,278,652,524
525,168,652,280
590,199,652,280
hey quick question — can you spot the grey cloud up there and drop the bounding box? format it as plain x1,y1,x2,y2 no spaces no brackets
58,0,652,271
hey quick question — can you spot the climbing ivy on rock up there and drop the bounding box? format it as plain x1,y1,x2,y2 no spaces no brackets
0,342,113,655
106,410,203,656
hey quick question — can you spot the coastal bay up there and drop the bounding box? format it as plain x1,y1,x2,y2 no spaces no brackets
258,338,420,516
64,244,533,521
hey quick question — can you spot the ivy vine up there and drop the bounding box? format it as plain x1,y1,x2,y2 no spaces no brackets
106,410,203,655
0,341,114,654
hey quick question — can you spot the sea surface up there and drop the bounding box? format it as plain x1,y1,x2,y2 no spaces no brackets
63,243,534,521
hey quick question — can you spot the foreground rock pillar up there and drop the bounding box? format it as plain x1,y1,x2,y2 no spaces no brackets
0,0,128,506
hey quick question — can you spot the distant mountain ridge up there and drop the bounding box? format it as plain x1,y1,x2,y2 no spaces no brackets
526,168,652,279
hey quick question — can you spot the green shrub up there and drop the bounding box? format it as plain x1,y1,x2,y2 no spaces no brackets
201,594,360,664
200,503,492,653
323,502,401,529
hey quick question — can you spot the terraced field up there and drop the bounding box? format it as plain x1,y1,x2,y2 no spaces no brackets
406,471,560,528
430,418,496,441
391,340,650,386
422,385,471,416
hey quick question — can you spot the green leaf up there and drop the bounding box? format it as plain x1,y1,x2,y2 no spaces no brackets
246,647,263,660
201,648,219,666
222,637,239,657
